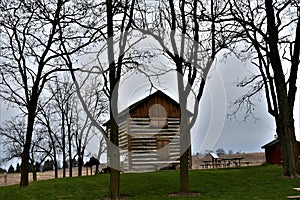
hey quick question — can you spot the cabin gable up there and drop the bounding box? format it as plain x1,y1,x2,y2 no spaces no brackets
129,91,181,118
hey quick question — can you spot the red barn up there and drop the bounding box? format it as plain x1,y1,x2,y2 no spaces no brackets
261,139,300,165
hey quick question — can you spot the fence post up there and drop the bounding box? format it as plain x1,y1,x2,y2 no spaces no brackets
4,172,7,185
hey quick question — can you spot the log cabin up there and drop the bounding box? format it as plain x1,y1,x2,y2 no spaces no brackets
104,90,192,172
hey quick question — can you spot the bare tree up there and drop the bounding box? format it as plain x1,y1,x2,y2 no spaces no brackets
64,0,138,198
73,75,108,176
49,79,76,178
36,73,107,178
0,117,27,163
65,90,76,177
0,116,49,181
29,130,50,181
133,0,240,193
36,103,60,179
48,77,75,178
102,1,139,198
229,0,300,177
73,104,91,177
0,0,102,187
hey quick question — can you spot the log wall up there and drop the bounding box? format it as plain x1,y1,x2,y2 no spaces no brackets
121,117,181,171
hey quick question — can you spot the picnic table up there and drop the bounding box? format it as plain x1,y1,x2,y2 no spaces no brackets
220,157,243,168
200,156,245,169
287,196,300,199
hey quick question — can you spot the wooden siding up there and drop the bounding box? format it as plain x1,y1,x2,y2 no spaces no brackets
264,142,300,165
264,143,280,165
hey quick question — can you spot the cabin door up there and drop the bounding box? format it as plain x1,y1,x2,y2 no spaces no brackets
157,138,170,160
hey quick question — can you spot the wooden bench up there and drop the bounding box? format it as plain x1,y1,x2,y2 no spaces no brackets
287,195,300,199
293,188,300,192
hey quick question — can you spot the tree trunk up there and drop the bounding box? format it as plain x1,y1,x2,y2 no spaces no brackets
180,150,189,193
68,123,72,177
62,146,66,178
32,163,37,182
20,152,29,187
53,152,58,179
62,112,66,178
276,102,300,177
265,0,300,177
110,168,120,200
48,125,58,179
177,72,190,193
271,55,300,176
179,110,190,194
109,114,120,200
69,143,72,178
96,163,99,174
20,107,36,187
77,141,85,176
106,0,121,198
108,69,120,199
78,154,83,176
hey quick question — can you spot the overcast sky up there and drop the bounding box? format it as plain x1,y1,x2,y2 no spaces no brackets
201,56,280,153
1,54,299,157
116,54,298,154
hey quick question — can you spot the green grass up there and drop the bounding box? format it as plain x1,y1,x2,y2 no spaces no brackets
1,165,300,199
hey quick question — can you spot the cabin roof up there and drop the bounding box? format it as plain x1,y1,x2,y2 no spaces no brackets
261,139,280,149
104,90,192,126
201,152,219,161
119,90,179,117
261,138,300,149
209,152,219,159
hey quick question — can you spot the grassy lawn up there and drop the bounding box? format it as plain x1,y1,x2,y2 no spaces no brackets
1,165,300,199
